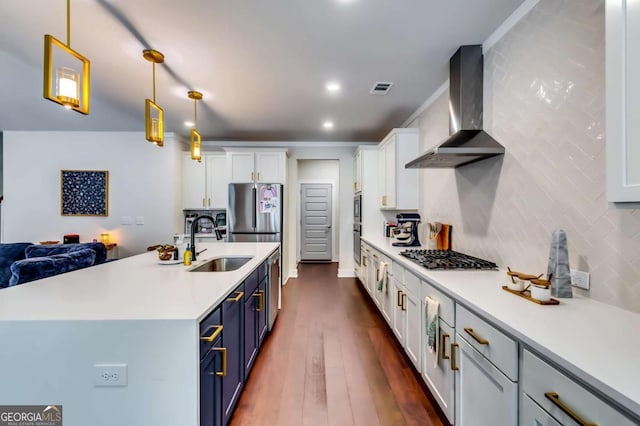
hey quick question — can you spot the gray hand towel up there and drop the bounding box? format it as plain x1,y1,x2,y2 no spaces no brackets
547,229,573,298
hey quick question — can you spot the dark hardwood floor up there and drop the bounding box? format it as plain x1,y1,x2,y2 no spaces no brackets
230,262,445,426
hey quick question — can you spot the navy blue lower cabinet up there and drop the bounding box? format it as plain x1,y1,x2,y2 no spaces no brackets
200,337,223,426
244,289,259,378
221,285,245,425
199,308,223,426
257,278,268,346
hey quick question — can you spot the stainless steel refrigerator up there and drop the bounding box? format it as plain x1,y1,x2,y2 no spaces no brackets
228,183,283,242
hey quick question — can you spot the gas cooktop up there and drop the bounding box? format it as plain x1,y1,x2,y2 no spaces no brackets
400,249,498,270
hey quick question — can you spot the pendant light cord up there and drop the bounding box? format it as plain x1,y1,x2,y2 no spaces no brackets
194,98,198,128
66,0,71,46
152,62,156,103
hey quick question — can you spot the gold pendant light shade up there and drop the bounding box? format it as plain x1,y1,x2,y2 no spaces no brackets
43,0,90,114
144,49,165,146
188,91,203,162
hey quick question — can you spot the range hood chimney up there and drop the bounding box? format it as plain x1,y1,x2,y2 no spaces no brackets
406,45,505,169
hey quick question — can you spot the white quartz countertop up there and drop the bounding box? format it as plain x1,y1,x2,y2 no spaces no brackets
362,235,640,417
0,242,279,322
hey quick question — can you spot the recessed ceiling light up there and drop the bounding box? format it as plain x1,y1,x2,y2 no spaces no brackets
184,121,194,127
323,121,334,130
326,81,341,93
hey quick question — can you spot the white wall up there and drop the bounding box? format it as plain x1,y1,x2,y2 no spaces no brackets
407,0,640,313
2,131,184,257
297,159,340,262
285,147,356,280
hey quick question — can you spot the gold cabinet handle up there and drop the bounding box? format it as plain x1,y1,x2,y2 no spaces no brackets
397,290,403,306
208,198,211,207
544,392,597,426
203,198,206,207
213,347,227,377
450,343,459,371
200,325,223,342
382,195,387,206
228,291,244,302
401,293,407,311
441,333,450,360
372,254,379,259
251,172,254,181
253,291,265,312
354,181,358,191
464,327,489,345
363,258,367,267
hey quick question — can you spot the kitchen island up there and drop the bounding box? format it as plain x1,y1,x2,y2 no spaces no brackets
361,235,640,424
0,242,279,426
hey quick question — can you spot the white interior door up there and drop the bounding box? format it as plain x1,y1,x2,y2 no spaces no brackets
300,183,332,261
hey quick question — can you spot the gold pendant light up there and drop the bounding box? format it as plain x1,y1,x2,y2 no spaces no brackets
143,49,165,146
43,0,90,114
188,91,203,162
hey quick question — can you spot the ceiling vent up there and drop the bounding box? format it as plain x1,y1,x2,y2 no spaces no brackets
369,82,394,95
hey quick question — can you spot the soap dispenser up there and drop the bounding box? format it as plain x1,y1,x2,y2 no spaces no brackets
184,244,192,266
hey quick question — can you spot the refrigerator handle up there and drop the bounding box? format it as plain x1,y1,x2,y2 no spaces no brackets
252,186,257,229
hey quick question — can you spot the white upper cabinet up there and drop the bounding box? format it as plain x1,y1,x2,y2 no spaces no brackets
607,0,640,201
227,150,286,184
377,129,419,210
182,154,207,209
228,152,255,183
255,152,286,183
182,153,228,209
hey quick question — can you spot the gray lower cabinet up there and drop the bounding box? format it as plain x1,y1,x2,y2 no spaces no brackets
453,336,517,425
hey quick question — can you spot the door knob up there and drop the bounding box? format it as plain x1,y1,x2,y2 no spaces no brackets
327,224,331,229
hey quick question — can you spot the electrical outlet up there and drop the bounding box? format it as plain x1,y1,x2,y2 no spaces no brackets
93,364,128,387
570,269,590,290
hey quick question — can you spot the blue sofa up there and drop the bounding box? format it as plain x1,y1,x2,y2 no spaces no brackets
0,242,108,288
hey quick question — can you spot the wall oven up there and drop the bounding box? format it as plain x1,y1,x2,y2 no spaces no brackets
354,193,362,224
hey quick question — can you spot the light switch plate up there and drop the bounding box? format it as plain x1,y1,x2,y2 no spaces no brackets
135,216,145,225
93,364,128,387
121,216,133,225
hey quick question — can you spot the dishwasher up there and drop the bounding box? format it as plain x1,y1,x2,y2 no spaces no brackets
268,249,281,330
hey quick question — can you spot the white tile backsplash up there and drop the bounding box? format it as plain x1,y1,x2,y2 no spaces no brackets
410,0,640,313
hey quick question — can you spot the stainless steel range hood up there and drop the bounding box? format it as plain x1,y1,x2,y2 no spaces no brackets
406,45,505,169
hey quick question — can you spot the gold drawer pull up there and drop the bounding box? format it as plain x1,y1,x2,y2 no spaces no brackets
397,290,403,306
213,347,227,377
251,172,254,181
450,343,459,371
464,327,489,345
545,392,597,426
253,291,265,311
228,291,244,302
401,293,407,311
200,325,223,342
441,333,450,360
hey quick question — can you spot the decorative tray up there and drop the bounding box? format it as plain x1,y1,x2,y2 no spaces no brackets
502,286,559,305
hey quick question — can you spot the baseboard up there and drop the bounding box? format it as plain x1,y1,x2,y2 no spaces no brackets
337,268,356,278
285,270,298,285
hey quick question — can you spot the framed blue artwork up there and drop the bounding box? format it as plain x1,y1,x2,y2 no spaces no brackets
60,170,109,216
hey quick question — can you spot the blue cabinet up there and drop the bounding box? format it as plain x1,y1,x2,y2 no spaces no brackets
200,308,223,426
258,276,268,346
221,284,245,425
243,269,260,379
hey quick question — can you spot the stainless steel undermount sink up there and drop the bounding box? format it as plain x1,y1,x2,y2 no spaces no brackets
189,256,253,272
